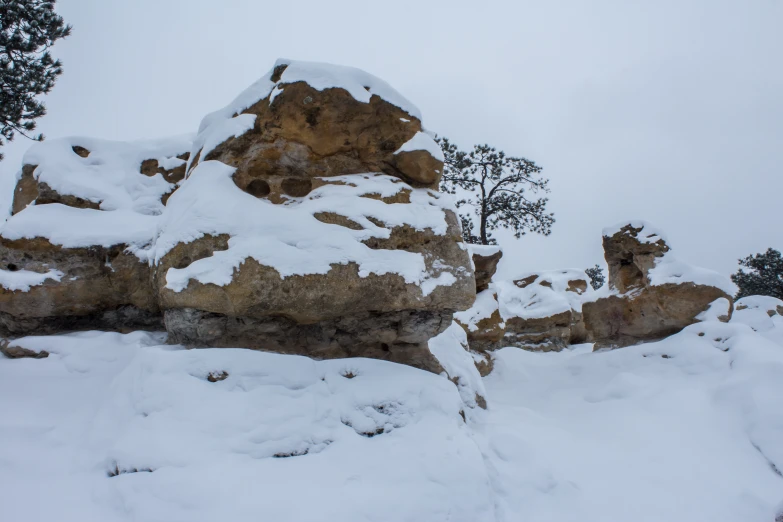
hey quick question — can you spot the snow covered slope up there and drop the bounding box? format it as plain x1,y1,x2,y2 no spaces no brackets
1,314,782,521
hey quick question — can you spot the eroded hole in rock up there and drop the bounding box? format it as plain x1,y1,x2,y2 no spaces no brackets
281,178,312,197
304,107,320,126
246,179,271,198
7,263,18,272
207,370,229,382
72,145,90,158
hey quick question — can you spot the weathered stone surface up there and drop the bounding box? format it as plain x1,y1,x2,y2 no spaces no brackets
584,222,733,349
602,223,669,293
151,61,471,372
472,247,502,293
165,307,446,373
0,238,161,336
583,284,730,348
194,66,443,194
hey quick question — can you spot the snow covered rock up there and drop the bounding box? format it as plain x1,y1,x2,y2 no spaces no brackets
470,244,502,292
455,269,592,372
186,59,444,194
154,61,473,371
583,221,736,348
496,269,592,351
0,137,191,336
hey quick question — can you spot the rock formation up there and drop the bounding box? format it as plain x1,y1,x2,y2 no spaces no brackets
471,245,502,293
582,221,735,348
0,60,474,373
155,60,472,372
456,257,594,374
0,137,191,335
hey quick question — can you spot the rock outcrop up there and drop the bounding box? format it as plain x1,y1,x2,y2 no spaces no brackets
456,265,594,374
155,61,471,372
0,137,191,335
470,245,502,293
0,60,472,373
582,221,735,348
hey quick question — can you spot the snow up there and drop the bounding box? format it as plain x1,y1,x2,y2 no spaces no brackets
602,219,669,244
649,253,738,295
394,131,445,162
696,297,732,321
157,162,465,295
732,296,783,346
469,244,502,257
189,58,422,172
21,135,191,214
429,321,487,408
0,331,492,522
454,289,503,332
494,269,594,321
0,267,63,292
1,204,158,253
2,310,782,521
274,59,421,119
1,135,190,257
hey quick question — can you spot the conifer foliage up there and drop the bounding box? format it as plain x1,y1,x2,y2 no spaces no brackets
731,248,783,300
436,137,553,245
0,0,71,160
585,264,605,290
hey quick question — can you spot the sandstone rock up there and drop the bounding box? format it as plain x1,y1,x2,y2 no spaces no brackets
0,136,190,336
496,270,593,351
0,340,49,359
0,236,161,336
470,245,502,292
0,60,472,375
583,221,735,349
456,269,593,359
152,61,473,372
187,59,444,199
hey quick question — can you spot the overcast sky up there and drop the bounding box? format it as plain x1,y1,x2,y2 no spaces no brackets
2,0,781,278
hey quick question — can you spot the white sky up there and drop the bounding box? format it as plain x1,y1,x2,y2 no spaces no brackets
1,0,781,279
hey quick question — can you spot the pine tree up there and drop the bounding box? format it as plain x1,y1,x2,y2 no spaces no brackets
585,264,605,290
731,248,783,300
0,0,71,161
436,137,553,245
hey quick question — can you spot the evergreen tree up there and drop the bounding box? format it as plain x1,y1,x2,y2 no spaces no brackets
731,248,783,300
0,0,71,161
437,137,553,245
585,264,605,290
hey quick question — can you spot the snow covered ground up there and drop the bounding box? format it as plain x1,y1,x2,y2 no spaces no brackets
1,311,782,521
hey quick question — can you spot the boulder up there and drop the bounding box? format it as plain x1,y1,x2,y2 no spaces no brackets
0,136,191,336
186,59,445,198
470,245,502,292
583,221,735,348
496,270,593,351
455,269,593,361
153,61,473,372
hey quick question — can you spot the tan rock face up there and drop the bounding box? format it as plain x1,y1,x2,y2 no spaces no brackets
603,223,669,293
152,61,469,372
0,238,161,336
583,223,732,349
583,283,730,348
194,68,443,195
472,248,502,293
